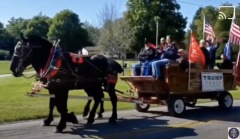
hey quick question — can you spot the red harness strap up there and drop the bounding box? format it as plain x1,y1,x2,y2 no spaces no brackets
48,58,62,78
41,47,55,74
107,74,118,84
69,53,84,64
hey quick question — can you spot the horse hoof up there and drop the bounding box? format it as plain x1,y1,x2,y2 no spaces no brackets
67,112,79,124
98,114,103,119
108,118,117,124
41,118,53,126
53,124,66,133
87,119,95,125
53,128,62,133
83,113,88,118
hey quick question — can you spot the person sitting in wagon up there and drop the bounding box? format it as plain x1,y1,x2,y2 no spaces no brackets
133,39,156,76
176,49,189,71
159,37,167,50
151,35,179,79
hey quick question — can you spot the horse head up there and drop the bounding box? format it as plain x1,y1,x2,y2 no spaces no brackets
10,34,53,77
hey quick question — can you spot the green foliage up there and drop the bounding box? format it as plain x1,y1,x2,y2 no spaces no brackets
25,13,52,38
6,17,29,38
0,22,14,55
82,21,100,46
125,0,187,51
48,10,90,52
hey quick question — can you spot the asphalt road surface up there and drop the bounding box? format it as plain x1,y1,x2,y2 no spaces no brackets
0,100,239,139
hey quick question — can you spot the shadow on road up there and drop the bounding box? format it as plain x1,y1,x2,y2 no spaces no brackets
183,105,240,123
66,116,198,139
147,105,240,123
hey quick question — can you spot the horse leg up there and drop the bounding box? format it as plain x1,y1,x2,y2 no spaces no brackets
42,90,55,126
86,86,102,125
84,90,104,119
53,88,69,133
83,88,92,117
66,112,78,124
97,93,104,118
107,83,118,124
83,99,92,117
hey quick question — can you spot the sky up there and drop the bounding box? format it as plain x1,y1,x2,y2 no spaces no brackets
0,0,239,29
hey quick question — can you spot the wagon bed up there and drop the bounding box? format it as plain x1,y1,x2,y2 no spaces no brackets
119,63,236,116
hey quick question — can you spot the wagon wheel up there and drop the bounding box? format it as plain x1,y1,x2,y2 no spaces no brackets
185,99,197,107
167,97,186,117
218,91,233,110
135,96,150,112
135,103,150,112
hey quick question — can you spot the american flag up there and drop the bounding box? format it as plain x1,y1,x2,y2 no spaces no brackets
229,19,240,46
204,24,216,38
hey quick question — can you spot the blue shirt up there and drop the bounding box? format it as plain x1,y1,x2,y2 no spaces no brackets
161,43,179,61
207,44,219,63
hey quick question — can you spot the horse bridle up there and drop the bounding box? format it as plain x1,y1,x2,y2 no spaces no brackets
14,41,36,78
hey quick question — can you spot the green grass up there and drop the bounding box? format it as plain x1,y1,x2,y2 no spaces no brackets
0,61,11,74
0,76,133,123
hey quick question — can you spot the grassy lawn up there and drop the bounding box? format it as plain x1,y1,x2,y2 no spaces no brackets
0,76,133,123
0,61,12,74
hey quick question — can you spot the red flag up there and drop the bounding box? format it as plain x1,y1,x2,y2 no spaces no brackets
189,33,206,68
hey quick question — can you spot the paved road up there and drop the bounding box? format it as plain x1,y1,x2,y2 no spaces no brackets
0,71,35,78
0,100,239,139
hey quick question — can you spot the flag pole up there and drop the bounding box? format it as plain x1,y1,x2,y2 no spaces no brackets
203,14,205,39
188,30,192,91
229,18,238,88
228,18,234,43
156,21,159,48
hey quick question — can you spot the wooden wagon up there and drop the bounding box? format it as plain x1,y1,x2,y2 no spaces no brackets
120,63,236,116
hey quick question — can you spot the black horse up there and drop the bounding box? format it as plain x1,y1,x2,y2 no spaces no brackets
10,35,123,133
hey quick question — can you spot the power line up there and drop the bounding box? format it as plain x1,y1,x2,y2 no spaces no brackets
177,0,203,7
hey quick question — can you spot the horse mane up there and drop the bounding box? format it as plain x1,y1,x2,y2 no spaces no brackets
27,35,53,48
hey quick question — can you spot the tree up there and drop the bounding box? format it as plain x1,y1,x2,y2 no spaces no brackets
82,21,100,46
48,10,90,52
0,22,8,50
98,18,135,55
125,0,187,51
6,17,29,39
97,3,134,57
25,13,52,38
97,3,120,27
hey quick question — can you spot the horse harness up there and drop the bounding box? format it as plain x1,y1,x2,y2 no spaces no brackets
36,44,117,89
